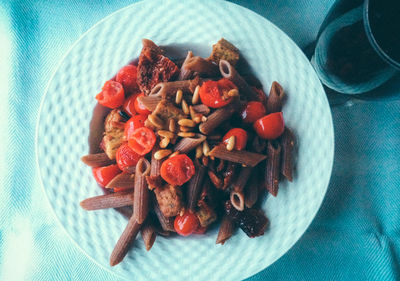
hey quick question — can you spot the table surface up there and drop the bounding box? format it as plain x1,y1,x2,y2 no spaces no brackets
1,0,399,280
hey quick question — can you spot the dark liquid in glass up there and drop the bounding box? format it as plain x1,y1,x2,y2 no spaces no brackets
312,0,400,94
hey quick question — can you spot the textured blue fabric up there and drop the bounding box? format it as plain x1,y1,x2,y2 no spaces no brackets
1,0,400,280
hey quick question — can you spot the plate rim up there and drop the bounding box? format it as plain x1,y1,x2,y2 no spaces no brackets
35,0,335,280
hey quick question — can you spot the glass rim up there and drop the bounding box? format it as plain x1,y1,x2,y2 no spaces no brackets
364,0,400,70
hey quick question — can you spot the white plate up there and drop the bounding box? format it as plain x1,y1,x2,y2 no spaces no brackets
36,0,334,280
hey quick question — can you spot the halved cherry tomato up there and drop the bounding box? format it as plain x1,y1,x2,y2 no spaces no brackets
122,94,137,117
222,128,248,150
92,164,121,187
116,142,141,172
240,101,266,123
128,127,156,155
174,210,200,236
116,65,138,94
199,78,237,108
124,115,147,140
134,93,151,115
95,80,125,109
160,154,195,186
253,112,285,140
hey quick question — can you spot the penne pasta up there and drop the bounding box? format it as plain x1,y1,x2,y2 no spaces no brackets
199,101,239,135
280,127,295,182
140,220,157,251
110,215,141,266
133,158,151,224
265,141,281,196
266,81,285,113
178,51,194,80
149,78,201,99
80,191,133,211
230,190,245,211
106,173,135,189
244,176,258,209
136,95,162,111
187,162,206,211
192,104,211,116
146,146,164,190
233,166,252,192
208,145,267,167
252,135,267,154
222,162,237,190
81,153,115,167
216,215,235,245
174,133,206,154
219,59,260,101
184,56,220,77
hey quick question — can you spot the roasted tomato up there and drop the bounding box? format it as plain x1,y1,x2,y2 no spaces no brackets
116,65,138,94
127,127,156,155
96,80,125,109
240,101,266,123
116,143,141,172
199,78,237,108
160,154,195,186
222,128,248,150
174,210,200,236
92,164,121,187
253,112,285,140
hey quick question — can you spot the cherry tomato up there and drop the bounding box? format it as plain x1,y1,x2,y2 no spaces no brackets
134,93,151,115
222,128,248,151
174,210,200,236
128,127,156,155
199,78,237,108
95,80,125,109
253,112,285,140
193,225,207,234
116,142,141,172
240,101,266,123
92,164,121,187
122,94,137,117
160,154,195,186
116,65,138,94
124,115,147,140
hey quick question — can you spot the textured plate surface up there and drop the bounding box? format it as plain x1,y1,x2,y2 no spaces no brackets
36,0,334,280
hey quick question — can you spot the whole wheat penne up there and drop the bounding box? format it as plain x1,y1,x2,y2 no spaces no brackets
219,60,259,101
208,145,267,167
280,127,295,182
222,162,237,190
252,136,267,154
244,176,258,209
146,146,164,190
149,78,200,99
265,141,281,196
137,95,162,111
80,191,134,211
178,51,194,80
153,198,175,232
174,134,206,154
184,56,220,77
266,81,285,113
133,158,151,224
192,104,211,115
110,215,141,266
230,190,245,211
233,166,252,192
216,215,235,245
187,162,206,211
140,221,157,251
199,101,239,135
81,153,115,167
106,173,135,189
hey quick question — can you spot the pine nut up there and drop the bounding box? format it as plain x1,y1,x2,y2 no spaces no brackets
169,119,177,133
154,149,172,160
182,99,190,115
228,89,239,97
189,106,196,120
175,89,183,104
158,130,175,139
195,145,203,158
193,116,201,124
169,151,180,158
201,116,208,122
159,137,170,148
226,135,235,151
179,126,193,132
192,85,200,104
177,132,195,138
178,118,196,127
203,140,210,156
148,114,164,129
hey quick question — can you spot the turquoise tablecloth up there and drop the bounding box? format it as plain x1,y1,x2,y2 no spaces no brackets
1,0,400,280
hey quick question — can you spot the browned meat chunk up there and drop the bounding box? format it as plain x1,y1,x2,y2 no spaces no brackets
102,109,125,159
208,38,240,66
137,39,179,94
153,100,186,123
196,201,217,227
154,185,183,217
